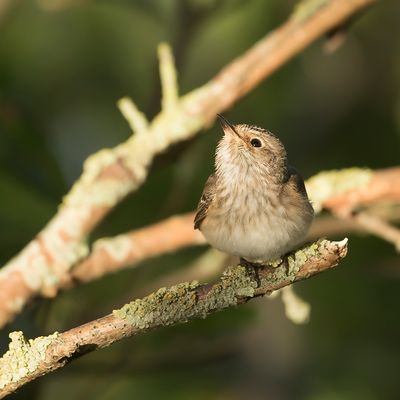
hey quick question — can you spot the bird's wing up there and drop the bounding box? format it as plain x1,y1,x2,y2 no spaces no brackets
285,165,308,197
283,165,314,218
194,174,216,230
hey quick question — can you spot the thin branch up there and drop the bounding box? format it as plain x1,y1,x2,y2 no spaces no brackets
117,97,149,135
309,167,400,215
280,286,311,324
158,43,179,112
0,0,376,328
70,213,204,285
0,239,348,398
345,212,400,252
308,214,365,238
308,167,400,251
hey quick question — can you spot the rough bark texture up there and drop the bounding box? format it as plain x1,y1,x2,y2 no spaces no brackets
0,239,348,398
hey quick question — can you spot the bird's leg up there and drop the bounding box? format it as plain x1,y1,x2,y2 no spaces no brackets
279,250,296,276
239,258,262,287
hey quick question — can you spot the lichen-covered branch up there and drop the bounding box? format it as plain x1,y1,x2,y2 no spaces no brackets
70,213,205,285
0,239,347,398
158,43,179,111
0,0,376,328
0,165,395,332
307,167,400,250
70,166,400,285
306,167,400,214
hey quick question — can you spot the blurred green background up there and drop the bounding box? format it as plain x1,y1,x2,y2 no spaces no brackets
1,0,400,399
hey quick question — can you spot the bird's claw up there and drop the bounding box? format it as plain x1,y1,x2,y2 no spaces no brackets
239,258,262,287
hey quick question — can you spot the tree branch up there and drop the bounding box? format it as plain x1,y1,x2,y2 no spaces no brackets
158,43,179,112
308,167,400,215
70,167,400,284
70,213,205,284
0,0,376,328
307,167,400,250
0,239,348,398
340,211,400,252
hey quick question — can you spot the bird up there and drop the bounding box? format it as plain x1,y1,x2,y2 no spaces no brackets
194,115,314,267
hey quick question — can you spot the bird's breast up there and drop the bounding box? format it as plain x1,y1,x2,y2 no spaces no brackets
200,178,312,261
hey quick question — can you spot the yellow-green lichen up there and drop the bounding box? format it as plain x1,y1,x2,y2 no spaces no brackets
287,240,322,280
118,96,149,135
64,177,136,209
2,237,89,297
158,42,179,112
269,258,283,268
93,235,133,263
112,241,330,330
62,67,206,212
291,0,329,22
113,281,201,329
113,266,258,329
215,265,257,299
306,168,372,213
259,240,326,286
63,137,149,210
0,331,59,389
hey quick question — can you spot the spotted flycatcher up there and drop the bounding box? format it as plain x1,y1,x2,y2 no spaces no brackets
194,115,314,264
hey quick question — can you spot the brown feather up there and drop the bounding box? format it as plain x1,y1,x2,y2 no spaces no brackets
284,165,308,197
194,174,216,230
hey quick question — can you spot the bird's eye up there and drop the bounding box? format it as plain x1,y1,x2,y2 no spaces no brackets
250,138,262,148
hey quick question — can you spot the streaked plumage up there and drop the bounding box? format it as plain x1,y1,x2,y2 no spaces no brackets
194,116,314,262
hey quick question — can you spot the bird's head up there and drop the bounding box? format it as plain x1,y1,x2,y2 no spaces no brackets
215,115,287,180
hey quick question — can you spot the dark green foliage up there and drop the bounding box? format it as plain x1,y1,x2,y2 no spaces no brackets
1,0,399,399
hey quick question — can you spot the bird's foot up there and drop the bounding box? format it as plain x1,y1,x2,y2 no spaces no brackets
239,258,262,287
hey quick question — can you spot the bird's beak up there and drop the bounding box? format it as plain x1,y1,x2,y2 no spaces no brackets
217,114,242,140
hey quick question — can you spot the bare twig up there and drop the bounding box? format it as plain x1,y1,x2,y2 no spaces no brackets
281,286,311,324
0,239,348,398
345,212,400,252
158,43,179,112
0,0,376,328
117,97,149,135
